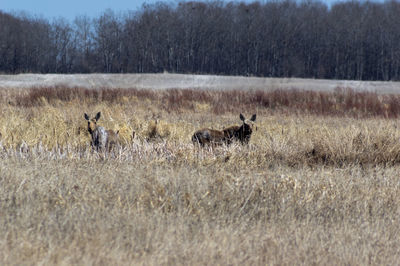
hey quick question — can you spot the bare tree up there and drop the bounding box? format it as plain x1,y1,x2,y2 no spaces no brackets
93,9,123,72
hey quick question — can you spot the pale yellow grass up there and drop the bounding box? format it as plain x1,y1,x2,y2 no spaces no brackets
1,153,400,265
0,96,400,265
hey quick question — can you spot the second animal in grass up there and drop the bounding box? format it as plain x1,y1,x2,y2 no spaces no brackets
192,113,256,146
84,112,119,151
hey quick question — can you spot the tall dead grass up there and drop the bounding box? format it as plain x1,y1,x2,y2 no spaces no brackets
1,103,400,166
0,148,399,265
1,85,400,264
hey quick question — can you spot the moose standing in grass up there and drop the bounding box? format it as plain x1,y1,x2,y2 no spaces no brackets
84,112,119,151
192,113,256,146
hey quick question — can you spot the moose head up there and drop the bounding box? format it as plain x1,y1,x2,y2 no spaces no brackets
224,113,257,144
84,112,119,151
84,112,101,135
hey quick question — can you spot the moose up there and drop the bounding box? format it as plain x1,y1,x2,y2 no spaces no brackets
192,114,256,146
84,112,119,151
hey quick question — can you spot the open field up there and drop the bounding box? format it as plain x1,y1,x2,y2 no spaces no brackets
1,82,400,264
2,73,400,93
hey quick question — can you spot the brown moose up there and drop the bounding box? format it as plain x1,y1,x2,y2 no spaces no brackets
192,114,256,146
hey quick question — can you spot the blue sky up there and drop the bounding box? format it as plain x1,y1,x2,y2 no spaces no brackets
1,0,160,20
0,0,379,21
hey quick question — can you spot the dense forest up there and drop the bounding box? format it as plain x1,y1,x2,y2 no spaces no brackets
1,0,400,80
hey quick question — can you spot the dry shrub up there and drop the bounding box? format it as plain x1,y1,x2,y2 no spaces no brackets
9,86,400,118
145,120,171,142
13,86,158,107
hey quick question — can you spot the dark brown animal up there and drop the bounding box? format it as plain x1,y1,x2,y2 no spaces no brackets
84,112,119,151
192,113,256,146
192,128,229,146
224,114,257,144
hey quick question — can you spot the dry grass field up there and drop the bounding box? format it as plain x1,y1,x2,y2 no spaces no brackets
1,85,400,265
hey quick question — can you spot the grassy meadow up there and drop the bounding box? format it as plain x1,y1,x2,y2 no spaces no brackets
1,86,400,265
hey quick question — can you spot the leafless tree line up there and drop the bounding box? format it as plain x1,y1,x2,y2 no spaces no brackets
1,0,400,80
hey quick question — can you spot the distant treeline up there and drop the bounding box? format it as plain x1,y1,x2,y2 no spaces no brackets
1,0,400,80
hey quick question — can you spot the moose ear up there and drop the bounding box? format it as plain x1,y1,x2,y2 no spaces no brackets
250,114,256,122
95,112,101,121
84,113,89,120
240,113,245,121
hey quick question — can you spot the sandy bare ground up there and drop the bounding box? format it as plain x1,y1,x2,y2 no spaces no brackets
1,73,400,93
